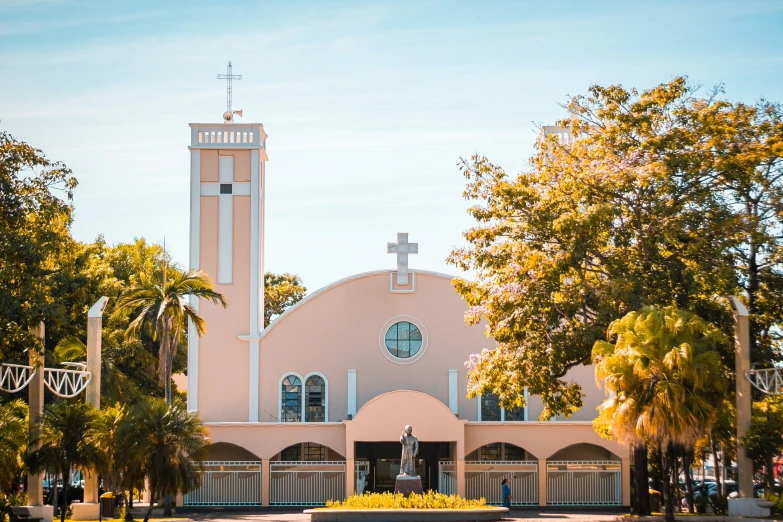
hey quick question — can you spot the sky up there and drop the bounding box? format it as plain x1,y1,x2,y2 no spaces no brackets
2,0,783,293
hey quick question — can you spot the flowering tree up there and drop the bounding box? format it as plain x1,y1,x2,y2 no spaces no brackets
452,78,734,419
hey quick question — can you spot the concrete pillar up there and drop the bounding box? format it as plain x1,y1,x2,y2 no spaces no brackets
730,297,753,498
538,458,547,506
261,460,270,506
84,297,108,505
175,492,183,507
456,459,465,498
346,458,355,498
621,458,631,506
28,322,45,507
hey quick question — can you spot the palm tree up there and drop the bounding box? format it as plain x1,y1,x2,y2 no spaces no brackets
86,404,125,494
54,336,136,405
592,306,728,522
115,268,227,404
0,399,28,494
26,400,104,522
118,398,208,521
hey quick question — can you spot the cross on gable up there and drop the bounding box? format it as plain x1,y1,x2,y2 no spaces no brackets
387,232,418,285
200,156,250,284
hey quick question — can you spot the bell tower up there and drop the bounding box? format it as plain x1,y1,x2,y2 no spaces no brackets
187,119,268,422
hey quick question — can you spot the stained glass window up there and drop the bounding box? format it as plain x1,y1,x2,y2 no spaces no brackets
480,392,501,421
505,404,525,421
305,375,326,422
480,442,502,460
304,443,326,461
384,321,423,359
281,375,302,422
281,443,301,461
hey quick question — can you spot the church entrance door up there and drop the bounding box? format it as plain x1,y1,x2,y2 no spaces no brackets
354,441,450,493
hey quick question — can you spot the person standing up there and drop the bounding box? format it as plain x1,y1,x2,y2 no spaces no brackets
501,478,512,508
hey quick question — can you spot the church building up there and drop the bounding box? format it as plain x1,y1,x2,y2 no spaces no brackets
182,113,630,508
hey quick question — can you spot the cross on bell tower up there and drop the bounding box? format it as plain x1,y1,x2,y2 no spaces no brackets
217,61,243,123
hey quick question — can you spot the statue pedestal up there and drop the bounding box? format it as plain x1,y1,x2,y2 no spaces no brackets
394,475,423,496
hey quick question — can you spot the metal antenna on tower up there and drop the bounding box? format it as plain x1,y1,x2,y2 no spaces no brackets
217,61,243,122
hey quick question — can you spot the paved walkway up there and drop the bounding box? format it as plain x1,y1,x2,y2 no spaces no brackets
188,510,622,522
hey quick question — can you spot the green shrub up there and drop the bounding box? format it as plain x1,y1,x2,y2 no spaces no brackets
766,492,783,516
323,491,490,510
712,495,728,516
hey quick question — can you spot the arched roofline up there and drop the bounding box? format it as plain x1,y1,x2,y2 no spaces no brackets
258,269,457,340
204,441,262,461
353,389,456,419
265,440,346,461
466,441,539,460
545,441,622,461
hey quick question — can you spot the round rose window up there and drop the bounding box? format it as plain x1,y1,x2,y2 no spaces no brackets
384,321,423,359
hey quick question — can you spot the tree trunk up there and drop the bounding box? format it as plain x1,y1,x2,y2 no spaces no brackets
673,453,680,512
711,434,723,500
60,467,69,522
684,452,695,513
767,455,775,495
634,443,651,516
661,443,675,522
163,494,172,517
747,201,759,358
125,487,133,521
143,493,154,522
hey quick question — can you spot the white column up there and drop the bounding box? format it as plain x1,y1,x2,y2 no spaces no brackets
247,150,261,422
524,386,529,421
188,149,201,412
448,369,458,415
347,369,357,417
217,155,234,284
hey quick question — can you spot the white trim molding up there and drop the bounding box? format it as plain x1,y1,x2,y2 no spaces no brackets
187,149,201,413
217,155,235,285
347,370,357,417
389,271,416,293
448,369,458,415
378,315,429,365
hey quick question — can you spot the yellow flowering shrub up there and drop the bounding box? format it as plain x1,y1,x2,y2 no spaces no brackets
323,491,489,510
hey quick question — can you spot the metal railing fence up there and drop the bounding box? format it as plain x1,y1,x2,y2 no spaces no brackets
546,460,622,505
184,461,262,506
270,461,346,506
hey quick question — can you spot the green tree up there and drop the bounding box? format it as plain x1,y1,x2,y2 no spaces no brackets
451,78,735,418
26,401,104,522
0,131,78,364
743,395,783,494
593,306,728,522
115,268,227,404
690,99,783,364
119,398,208,521
87,404,126,495
54,336,136,406
0,399,27,495
263,272,307,328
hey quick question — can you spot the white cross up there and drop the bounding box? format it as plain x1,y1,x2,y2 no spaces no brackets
200,156,250,284
387,232,418,285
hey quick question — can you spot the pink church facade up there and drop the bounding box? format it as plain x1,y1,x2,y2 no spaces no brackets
184,120,630,508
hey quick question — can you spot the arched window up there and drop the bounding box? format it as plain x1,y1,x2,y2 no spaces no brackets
305,375,326,422
280,375,302,422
